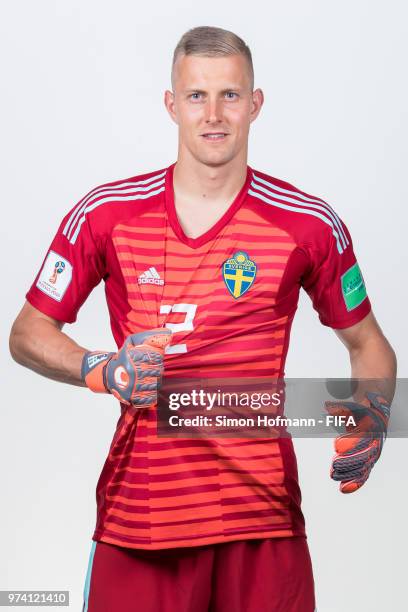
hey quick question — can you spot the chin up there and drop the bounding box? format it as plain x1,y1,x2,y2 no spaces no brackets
194,151,235,168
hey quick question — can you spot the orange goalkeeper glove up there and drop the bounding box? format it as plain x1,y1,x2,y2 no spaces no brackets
325,391,390,494
81,328,171,407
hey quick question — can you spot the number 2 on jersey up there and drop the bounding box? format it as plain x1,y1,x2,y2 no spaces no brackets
160,303,197,354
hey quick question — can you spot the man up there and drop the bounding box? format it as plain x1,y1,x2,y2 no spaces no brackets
9,26,396,612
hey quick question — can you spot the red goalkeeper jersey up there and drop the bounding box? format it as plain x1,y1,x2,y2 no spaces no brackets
26,163,371,550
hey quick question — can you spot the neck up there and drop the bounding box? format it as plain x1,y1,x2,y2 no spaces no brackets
173,149,248,203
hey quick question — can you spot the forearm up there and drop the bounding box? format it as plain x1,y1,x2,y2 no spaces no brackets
349,334,397,404
10,317,88,387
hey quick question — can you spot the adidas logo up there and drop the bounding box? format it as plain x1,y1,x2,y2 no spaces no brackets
138,267,164,286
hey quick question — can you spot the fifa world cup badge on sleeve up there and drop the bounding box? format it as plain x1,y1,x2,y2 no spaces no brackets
341,262,367,311
36,250,72,302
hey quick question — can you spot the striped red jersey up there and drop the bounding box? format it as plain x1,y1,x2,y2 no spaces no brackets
26,163,371,550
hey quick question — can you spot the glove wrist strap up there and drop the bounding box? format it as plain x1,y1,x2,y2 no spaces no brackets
81,351,115,394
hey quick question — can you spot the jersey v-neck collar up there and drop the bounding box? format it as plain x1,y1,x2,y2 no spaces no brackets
164,162,253,249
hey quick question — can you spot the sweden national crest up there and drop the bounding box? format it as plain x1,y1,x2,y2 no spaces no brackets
222,251,257,299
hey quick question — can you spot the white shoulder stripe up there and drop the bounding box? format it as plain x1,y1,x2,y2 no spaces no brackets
253,173,331,207
69,185,165,245
252,173,348,249
67,177,165,241
248,187,345,254
63,170,166,238
251,178,348,251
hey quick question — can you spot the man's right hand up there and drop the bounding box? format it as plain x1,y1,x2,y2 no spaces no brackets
81,328,172,406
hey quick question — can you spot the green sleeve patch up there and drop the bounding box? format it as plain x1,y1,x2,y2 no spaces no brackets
341,262,367,311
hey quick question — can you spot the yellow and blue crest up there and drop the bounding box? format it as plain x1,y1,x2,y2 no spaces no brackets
222,251,257,299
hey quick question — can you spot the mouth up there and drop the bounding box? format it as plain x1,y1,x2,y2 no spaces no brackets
201,132,229,141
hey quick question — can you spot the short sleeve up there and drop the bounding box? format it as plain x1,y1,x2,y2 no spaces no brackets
25,200,105,324
302,220,371,329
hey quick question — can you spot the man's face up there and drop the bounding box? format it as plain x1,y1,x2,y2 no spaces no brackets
165,54,263,167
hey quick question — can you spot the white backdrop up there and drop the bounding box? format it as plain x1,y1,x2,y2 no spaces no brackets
1,1,407,610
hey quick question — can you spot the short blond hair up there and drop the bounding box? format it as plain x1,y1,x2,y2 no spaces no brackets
172,26,254,89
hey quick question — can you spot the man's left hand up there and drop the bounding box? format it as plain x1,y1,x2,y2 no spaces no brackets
325,392,390,494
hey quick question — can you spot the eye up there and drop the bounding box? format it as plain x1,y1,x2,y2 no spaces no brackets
225,92,238,99
189,92,203,100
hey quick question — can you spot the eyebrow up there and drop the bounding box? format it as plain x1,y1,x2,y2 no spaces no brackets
183,87,243,94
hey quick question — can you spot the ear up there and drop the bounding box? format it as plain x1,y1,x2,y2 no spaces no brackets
250,88,264,123
164,90,178,125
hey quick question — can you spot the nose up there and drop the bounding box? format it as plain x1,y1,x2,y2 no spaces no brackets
204,95,223,124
